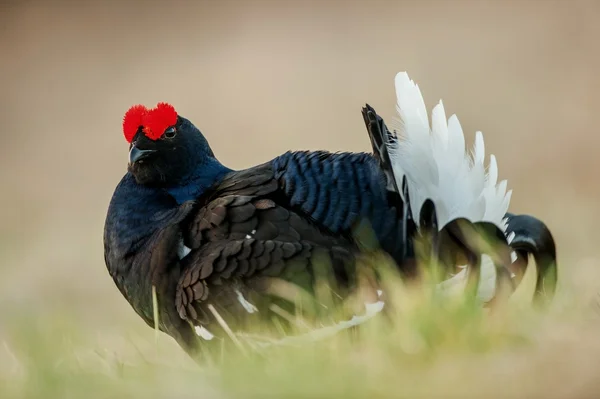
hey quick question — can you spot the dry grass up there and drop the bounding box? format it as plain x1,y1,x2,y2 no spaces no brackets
1,0,600,398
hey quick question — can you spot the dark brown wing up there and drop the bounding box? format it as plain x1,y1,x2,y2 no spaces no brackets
175,163,356,336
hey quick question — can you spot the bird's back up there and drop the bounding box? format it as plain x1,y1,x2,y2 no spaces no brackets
271,150,409,264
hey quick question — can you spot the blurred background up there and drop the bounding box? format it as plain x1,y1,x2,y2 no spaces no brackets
1,0,599,380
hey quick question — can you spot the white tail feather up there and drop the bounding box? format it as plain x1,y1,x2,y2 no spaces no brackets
387,72,512,302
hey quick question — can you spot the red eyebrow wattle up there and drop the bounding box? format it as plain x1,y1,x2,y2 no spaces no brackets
122,102,178,143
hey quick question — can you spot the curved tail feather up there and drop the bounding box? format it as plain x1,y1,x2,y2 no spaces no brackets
504,213,558,305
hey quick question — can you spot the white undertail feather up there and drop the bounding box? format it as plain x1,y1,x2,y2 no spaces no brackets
389,72,512,231
389,72,513,302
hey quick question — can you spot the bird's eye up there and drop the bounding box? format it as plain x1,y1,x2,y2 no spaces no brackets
164,126,177,139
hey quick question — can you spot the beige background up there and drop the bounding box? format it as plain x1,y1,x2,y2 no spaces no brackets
1,0,599,336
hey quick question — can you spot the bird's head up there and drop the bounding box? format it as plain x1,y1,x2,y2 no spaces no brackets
122,103,216,187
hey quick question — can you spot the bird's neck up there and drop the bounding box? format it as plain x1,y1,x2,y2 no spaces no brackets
165,157,232,204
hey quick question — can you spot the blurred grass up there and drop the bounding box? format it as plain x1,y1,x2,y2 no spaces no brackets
3,254,600,399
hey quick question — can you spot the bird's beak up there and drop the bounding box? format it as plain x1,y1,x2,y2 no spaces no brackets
129,145,156,165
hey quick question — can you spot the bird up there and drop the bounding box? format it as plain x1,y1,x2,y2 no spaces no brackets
103,71,557,360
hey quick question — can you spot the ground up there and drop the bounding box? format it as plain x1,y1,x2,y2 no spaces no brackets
1,1,600,397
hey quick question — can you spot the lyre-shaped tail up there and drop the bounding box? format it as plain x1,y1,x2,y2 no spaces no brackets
362,72,557,305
